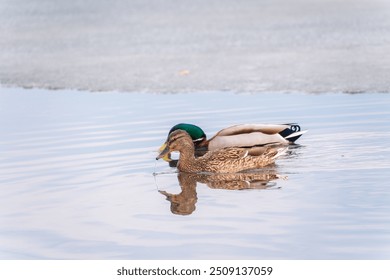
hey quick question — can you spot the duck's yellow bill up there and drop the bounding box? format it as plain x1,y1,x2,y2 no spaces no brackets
157,142,171,162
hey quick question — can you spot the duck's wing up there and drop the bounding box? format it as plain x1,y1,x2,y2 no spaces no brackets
203,147,250,161
208,123,307,150
214,124,298,136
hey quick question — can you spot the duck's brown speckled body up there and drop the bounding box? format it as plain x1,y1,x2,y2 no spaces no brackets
156,130,286,173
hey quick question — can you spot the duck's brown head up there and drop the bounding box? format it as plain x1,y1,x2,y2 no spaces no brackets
156,130,194,160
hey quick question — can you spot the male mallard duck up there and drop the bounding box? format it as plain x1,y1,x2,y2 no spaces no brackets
159,123,306,161
156,130,287,173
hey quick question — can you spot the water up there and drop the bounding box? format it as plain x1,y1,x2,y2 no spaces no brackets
1,87,389,259
1,0,390,260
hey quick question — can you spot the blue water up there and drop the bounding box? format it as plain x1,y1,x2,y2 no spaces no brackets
1,87,389,259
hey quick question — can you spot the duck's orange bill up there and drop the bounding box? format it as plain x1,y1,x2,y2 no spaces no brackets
157,142,171,162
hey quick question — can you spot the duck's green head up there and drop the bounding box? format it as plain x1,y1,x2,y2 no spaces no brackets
168,123,206,144
158,123,207,162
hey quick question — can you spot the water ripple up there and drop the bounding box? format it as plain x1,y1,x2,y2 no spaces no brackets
1,88,390,259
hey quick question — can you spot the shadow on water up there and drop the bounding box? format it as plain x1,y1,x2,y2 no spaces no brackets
156,169,285,216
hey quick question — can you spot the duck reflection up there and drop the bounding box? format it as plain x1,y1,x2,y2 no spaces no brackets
159,170,285,215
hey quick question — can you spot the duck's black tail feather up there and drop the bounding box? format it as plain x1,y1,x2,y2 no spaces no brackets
279,124,307,143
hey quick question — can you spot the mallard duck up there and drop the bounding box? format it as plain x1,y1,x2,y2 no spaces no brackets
156,130,287,173
159,123,306,162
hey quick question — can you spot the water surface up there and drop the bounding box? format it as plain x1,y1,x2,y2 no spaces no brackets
1,88,389,259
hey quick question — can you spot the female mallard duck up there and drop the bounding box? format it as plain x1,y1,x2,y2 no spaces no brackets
156,130,287,173
159,123,306,161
